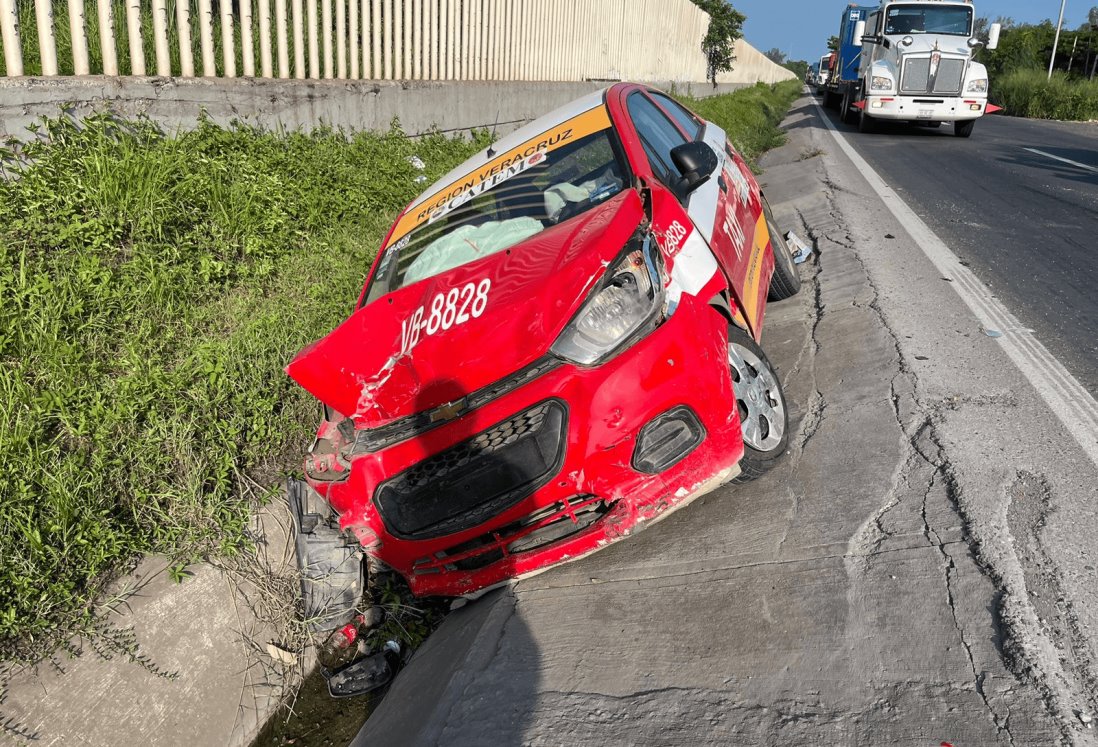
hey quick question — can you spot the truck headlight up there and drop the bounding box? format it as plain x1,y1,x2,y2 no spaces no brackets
551,234,665,366
871,76,893,91
967,78,988,93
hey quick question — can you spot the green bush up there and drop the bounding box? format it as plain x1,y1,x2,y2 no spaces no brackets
993,69,1098,121
0,113,489,660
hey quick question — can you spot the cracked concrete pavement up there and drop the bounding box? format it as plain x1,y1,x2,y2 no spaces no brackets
355,94,1098,746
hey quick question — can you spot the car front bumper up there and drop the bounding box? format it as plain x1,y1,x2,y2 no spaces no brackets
862,94,989,122
307,290,745,597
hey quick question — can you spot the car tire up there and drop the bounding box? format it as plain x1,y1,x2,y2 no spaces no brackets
727,325,790,483
858,110,876,133
955,119,975,138
763,199,801,301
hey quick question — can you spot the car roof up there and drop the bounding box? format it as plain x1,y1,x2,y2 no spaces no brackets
406,86,615,212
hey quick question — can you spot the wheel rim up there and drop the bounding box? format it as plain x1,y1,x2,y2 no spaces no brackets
727,342,786,452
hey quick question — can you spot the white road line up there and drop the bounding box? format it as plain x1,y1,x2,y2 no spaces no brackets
812,99,1098,470
1023,147,1098,174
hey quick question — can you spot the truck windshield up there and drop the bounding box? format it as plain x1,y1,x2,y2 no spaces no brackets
885,4,972,35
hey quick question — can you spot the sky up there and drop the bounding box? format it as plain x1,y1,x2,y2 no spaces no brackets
733,0,1094,62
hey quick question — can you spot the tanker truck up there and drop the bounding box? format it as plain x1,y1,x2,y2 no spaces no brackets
821,1,1001,137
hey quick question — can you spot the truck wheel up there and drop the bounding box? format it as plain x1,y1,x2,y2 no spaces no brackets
727,325,789,483
822,88,836,108
840,88,857,124
763,199,801,301
858,111,877,133
955,120,975,138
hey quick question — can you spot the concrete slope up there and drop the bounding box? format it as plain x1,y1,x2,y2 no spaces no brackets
358,94,1098,745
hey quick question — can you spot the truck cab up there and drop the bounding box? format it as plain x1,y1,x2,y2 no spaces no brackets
850,0,1001,136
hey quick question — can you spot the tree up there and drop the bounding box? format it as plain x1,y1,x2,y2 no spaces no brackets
827,35,840,52
690,0,747,86
765,48,788,65
783,59,809,81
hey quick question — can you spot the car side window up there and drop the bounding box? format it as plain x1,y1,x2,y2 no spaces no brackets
649,93,703,141
626,92,689,186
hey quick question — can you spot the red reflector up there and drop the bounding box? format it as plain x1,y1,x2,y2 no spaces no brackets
881,97,895,102
963,100,977,104
986,104,1003,114
852,100,866,110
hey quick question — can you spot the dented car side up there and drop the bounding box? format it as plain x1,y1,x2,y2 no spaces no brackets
286,83,798,609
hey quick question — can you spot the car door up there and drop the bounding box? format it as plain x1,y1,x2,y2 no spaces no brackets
623,90,768,335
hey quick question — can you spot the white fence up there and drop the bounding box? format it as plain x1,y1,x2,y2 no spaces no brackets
0,0,793,85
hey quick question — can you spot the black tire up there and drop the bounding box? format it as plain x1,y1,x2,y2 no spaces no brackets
822,88,837,109
840,87,856,124
955,119,975,138
763,198,801,301
726,325,790,483
858,109,877,133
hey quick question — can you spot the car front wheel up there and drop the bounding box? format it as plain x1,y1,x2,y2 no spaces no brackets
727,325,790,482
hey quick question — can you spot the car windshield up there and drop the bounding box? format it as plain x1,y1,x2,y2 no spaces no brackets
365,127,627,303
885,4,972,35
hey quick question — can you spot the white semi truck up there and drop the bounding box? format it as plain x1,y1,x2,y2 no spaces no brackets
828,0,1001,137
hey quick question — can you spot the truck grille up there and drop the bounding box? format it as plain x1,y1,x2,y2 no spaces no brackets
901,56,966,95
373,399,567,540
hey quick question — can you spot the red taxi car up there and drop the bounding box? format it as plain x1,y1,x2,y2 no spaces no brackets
286,83,802,613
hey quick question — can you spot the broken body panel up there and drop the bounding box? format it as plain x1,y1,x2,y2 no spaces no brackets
287,83,780,600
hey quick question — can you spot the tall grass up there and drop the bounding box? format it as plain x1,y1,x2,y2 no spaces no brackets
992,69,1098,121
677,79,802,165
0,113,490,661
0,81,799,664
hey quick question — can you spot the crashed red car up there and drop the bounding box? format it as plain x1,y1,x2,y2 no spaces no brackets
287,83,802,607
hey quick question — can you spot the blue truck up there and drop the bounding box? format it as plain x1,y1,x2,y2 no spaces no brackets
820,4,875,111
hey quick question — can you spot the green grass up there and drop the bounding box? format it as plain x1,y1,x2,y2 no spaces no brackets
992,69,1098,121
0,113,490,661
677,80,803,166
0,81,800,664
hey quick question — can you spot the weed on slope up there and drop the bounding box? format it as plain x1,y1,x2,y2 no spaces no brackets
0,113,488,662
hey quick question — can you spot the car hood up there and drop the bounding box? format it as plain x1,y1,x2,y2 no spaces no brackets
287,189,645,425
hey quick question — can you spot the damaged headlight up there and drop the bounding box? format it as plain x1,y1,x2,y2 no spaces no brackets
551,234,665,366
967,78,989,93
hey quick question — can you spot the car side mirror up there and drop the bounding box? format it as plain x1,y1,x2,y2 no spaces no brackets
988,23,1001,50
670,141,718,197
853,20,866,47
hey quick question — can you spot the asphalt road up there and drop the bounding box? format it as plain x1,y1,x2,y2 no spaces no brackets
817,103,1098,396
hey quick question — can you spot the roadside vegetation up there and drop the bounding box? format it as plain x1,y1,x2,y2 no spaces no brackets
978,15,1098,120
679,79,802,166
0,80,800,665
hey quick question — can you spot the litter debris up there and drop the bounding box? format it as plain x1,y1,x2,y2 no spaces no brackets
984,329,1003,338
786,231,813,264
266,643,297,665
885,233,895,239
406,155,426,170
1077,710,1094,728
325,641,402,698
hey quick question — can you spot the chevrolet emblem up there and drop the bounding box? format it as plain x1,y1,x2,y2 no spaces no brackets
429,398,468,423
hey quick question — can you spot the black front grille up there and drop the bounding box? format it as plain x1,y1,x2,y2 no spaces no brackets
374,399,567,540
351,355,561,453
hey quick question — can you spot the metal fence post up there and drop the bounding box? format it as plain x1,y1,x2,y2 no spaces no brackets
0,0,22,76
67,0,90,75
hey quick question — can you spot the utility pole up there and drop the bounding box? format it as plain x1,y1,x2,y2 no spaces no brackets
1049,0,1067,80
1067,35,1078,71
